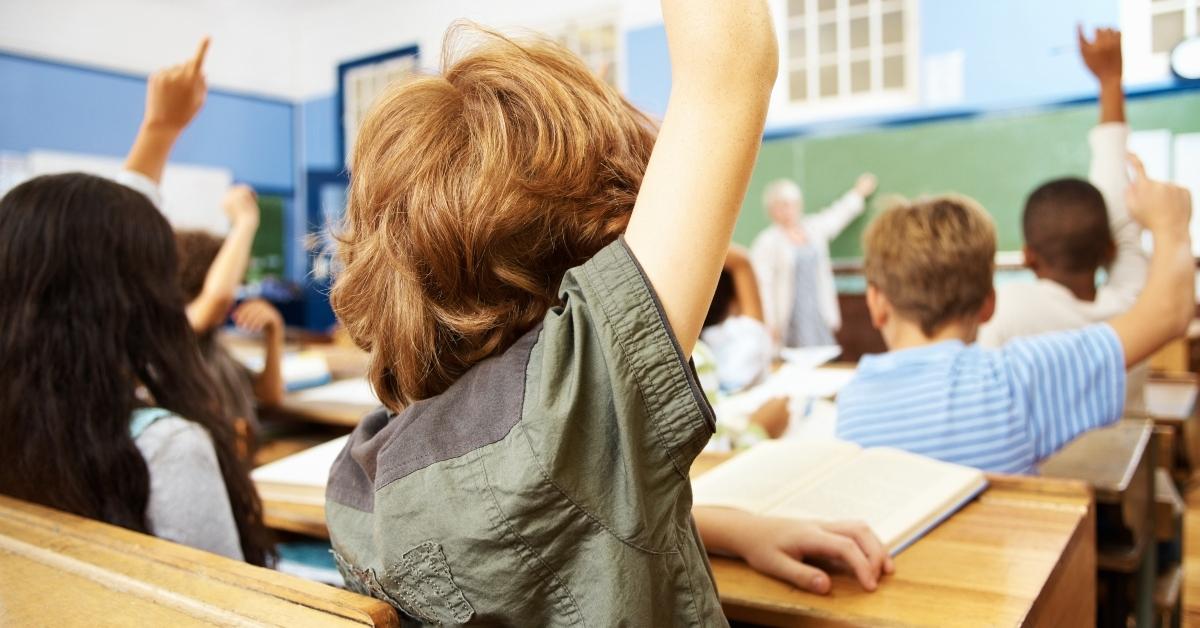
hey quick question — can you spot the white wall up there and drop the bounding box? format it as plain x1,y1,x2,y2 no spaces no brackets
0,0,307,99
0,0,664,101
294,0,656,98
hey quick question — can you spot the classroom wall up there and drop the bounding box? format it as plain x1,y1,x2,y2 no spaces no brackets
0,53,294,192
0,0,302,100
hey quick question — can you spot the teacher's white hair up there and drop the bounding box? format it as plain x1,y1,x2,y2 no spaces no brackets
763,179,803,209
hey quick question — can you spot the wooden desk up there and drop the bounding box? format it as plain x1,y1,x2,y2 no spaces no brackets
258,451,1095,627
267,345,377,428
1143,376,1200,480
0,494,397,627
1037,420,1155,627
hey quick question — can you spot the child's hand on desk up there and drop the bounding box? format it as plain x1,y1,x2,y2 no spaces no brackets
735,514,893,594
232,299,283,338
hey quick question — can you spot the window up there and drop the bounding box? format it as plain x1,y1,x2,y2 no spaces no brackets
338,46,420,165
1122,0,1200,83
545,14,620,87
782,0,917,113
1149,0,1198,53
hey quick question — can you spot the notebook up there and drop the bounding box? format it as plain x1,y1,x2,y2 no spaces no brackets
692,440,987,554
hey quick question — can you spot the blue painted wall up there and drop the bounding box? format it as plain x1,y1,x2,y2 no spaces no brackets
919,0,1122,111
0,52,294,191
301,94,339,171
624,24,671,119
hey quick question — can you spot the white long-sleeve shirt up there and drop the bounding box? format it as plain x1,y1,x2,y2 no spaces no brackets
978,123,1149,407
750,191,865,345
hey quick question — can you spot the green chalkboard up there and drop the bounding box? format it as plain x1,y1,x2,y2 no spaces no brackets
735,91,1200,259
248,195,285,283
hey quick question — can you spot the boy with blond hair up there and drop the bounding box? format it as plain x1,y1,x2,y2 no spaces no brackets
836,161,1192,474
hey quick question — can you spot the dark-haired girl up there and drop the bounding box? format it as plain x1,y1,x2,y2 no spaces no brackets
0,38,272,565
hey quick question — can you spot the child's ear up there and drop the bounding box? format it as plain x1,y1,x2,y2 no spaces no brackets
1022,244,1039,272
865,284,889,330
979,289,996,324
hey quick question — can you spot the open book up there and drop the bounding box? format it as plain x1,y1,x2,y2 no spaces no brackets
692,440,987,554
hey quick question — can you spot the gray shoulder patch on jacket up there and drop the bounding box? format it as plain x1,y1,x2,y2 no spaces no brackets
326,327,539,512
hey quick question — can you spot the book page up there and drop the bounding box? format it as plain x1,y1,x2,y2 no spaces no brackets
765,447,985,549
289,378,380,406
251,435,348,488
692,440,861,512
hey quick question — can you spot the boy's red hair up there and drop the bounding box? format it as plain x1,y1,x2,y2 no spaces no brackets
332,26,658,411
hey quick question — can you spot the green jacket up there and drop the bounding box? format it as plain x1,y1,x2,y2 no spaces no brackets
326,239,725,626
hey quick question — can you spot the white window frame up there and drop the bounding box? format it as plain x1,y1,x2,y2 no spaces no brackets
769,0,920,124
1122,0,1200,84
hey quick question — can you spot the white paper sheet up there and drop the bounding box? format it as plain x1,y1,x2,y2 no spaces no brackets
779,345,842,371
26,150,233,234
289,377,380,406
251,435,348,487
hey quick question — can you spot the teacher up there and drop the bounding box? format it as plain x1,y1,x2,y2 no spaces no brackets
751,173,878,348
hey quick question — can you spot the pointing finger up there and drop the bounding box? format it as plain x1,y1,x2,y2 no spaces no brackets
189,36,211,74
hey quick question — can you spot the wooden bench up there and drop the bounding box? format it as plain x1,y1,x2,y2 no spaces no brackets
0,494,397,627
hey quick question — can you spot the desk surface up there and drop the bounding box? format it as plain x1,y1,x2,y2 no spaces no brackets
1145,376,1199,421
0,494,397,627
257,451,1094,627
261,342,377,428
1038,420,1152,501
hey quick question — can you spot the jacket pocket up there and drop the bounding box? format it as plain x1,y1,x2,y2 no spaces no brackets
379,541,476,625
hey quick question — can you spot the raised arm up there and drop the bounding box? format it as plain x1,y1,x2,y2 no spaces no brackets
1080,26,1147,301
805,173,876,242
187,186,260,332
124,37,210,184
1108,154,1194,367
1079,26,1124,125
623,0,778,357
231,299,286,406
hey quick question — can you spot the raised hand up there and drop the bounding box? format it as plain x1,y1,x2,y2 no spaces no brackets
232,299,284,336
143,37,210,133
222,184,260,229
124,37,211,183
1078,25,1122,84
854,173,878,198
1125,152,1192,235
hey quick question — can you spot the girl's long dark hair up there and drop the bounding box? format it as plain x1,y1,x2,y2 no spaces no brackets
0,173,272,565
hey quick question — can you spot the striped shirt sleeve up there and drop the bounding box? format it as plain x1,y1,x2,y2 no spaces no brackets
1000,323,1126,460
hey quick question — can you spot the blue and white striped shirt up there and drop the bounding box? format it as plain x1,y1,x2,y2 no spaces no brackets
836,324,1126,474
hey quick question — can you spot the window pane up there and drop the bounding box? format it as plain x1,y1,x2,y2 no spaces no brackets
819,21,838,55
790,69,808,102
882,11,904,45
849,0,869,6
882,54,905,89
850,16,869,49
790,27,808,60
818,0,836,13
820,63,838,97
1153,11,1185,53
850,59,871,93
788,0,806,17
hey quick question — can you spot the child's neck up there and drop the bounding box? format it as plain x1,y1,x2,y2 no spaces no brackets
1034,268,1097,302
884,318,976,351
